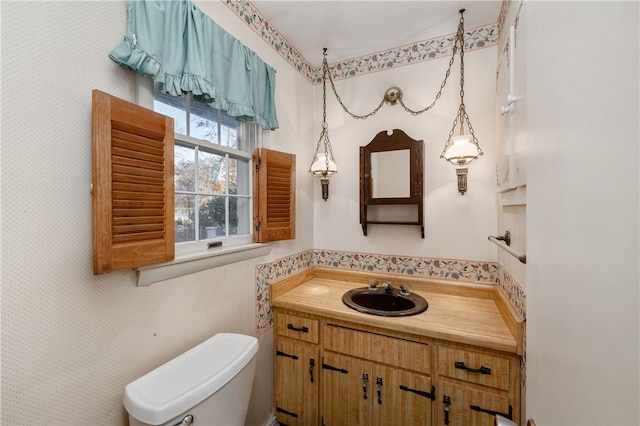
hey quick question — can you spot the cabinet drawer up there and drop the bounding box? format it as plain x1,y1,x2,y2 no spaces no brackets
438,378,514,426
276,313,319,344
324,323,430,374
438,345,511,391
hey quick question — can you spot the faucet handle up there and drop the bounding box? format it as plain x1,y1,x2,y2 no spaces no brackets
368,280,379,290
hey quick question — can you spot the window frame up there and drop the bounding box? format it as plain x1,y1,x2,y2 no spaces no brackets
139,76,259,253
135,75,270,286
172,132,255,256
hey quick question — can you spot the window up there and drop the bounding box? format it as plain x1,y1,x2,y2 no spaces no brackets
149,81,259,256
128,78,293,285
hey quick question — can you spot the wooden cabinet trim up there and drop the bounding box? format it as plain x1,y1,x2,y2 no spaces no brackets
324,322,431,375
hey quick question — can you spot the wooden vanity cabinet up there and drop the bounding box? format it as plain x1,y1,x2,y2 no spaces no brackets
273,309,521,426
273,312,320,426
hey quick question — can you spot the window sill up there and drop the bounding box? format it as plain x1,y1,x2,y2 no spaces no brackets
136,243,272,286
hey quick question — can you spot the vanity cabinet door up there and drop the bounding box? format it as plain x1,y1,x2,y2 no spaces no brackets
322,351,373,426
373,364,433,426
321,351,434,426
274,337,319,426
437,379,512,426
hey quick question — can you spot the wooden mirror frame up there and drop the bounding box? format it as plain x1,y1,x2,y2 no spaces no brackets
360,129,424,238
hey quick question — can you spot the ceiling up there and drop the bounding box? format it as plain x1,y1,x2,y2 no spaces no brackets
251,1,503,67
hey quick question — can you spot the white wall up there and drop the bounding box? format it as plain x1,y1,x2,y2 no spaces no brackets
495,0,527,291
1,2,313,425
525,2,639,424
312,46,499,261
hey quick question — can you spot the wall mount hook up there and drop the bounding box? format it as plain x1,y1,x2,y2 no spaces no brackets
491,230,511,246
384,87,403,105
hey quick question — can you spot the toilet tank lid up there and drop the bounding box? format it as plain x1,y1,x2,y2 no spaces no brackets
123,333,258,426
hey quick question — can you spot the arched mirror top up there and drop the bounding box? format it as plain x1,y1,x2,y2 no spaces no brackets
360,129,424,203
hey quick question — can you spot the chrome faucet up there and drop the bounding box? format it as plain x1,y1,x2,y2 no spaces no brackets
383,282,393,293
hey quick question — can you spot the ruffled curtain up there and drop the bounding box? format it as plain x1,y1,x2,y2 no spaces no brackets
109,0,279,130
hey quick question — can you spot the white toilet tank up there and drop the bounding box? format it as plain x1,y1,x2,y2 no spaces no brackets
124,333,259,426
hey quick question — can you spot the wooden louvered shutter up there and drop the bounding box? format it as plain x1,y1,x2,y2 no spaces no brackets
253,148,296,242
92,90,174,274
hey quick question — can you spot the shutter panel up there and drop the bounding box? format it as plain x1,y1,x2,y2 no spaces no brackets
253,148,296,242
92,90,174,274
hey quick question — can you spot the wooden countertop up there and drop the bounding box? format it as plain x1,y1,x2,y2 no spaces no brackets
270,268,523,355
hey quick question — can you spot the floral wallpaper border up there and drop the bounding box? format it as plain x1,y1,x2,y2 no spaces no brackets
255,249,526,335
223,0,499,84
255,249,314,333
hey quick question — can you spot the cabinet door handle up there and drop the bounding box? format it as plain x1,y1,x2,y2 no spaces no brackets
455,361,491,375
322,363,348,374
362,373,369,400
399,384,435,401
470,404,513,420
287,323,309,333
376,377,383,405
276,406,299,419
276,350,299,360
443,395,451,425
309,358,315,383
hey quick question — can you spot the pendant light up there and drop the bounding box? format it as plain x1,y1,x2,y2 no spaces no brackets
309,48,337,201
440,9,483,195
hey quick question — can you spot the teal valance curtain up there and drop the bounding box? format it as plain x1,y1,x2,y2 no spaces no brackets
109,0,279,130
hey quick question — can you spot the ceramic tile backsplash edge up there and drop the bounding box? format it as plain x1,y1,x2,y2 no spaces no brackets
499,267,527,390
312,249,500,282
255,249,314,334
499,268,526,320
223,0,499,84
256,249,533,335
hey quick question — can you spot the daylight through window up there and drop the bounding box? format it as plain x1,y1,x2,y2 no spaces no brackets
153,83,257,252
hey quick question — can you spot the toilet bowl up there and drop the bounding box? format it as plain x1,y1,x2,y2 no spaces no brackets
124,333,259,426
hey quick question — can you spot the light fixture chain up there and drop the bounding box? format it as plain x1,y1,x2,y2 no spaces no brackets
324,56,386,120
442,9,482,157
398,39,459,116
459,12,466,134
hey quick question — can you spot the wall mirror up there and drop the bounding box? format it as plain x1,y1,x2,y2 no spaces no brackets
371,150,410,198
360,129,424,238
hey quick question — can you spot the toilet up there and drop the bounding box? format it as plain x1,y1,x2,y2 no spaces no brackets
124,333,259,426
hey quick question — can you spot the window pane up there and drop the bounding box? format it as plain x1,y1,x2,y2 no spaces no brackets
233,158,251,196
199,195,226,239
236,122,257,153
220,112,238,149
175,145,196,192
228,158,238,195
230,197,251,236
190,100,218,143
154,84,187,135
175,194,196,243
198,151,226,194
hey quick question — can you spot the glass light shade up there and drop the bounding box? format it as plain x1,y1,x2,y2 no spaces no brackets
443,135,481,166
309,152,337,178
